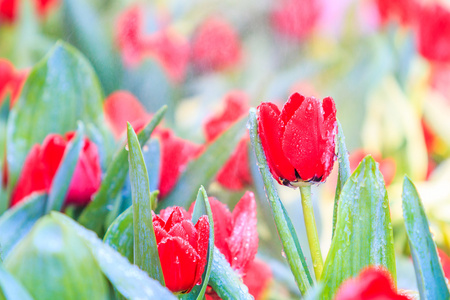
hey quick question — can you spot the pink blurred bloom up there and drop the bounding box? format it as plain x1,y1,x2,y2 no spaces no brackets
0,0,58,23
375,0,419,26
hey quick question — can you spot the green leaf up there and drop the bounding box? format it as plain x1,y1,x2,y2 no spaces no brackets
6,41,112,190
184,187,214,300
402,177,450,299
209,248,253,300
0,193,47,260
52,212,176,300
320,156,396,299
159,116,247,210
46,123,84,213
62,0,121,94
127,123,165,286
4,214,109,300
0,264,33,300
248,108,313,295
78,106,167,236
332,120,351,239
104,207,133,263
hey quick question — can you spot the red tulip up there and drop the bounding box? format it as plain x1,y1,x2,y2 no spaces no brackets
104,91,151,139
335,267,409,300
153,206,209,293
271,0,320,40
257,92,337,187
242,259,273,300
11,132,101,207
417,3,450,63
204,91,252,190
191,17,242,72
349,150,396,186
0,0,58,23
190,191,258,275
154,128,203,199
438,248,450,280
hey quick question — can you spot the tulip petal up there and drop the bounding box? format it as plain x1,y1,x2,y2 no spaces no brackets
168,220,198,249
227,191,258,274
204,198,233,262
243,259,273,300
281,92,306,125
257,102,296,184
157,236,200,293
194,215,210,286
164,207,189,231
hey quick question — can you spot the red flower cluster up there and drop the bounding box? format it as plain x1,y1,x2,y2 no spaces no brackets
0,0,58,23
335,267,409,300
103,91,202,199
11,132,101,207
204,91,252,190
375,0,419,26
153,207,209,293
191,17,242,72
257,93,337,186
0,59,28,107
116,5,190,82
188,192,272,299
271,0,320,40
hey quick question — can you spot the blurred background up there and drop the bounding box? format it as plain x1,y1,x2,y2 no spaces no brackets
1,0,450,298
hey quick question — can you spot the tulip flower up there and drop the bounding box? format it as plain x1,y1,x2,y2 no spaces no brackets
271,0,320,40
335,267,409,300
11,132,101,207
257,92,337,187
204,91,252,190
417,3,450,63
191,17,242,72
375,0,419,26
189,192,272,299
153,206,209,293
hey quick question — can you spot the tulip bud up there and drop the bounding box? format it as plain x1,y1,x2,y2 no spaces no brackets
257,92,337,187
4,215,109,300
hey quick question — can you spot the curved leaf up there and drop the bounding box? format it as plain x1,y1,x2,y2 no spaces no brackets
51,212,176,300
127,123,164,286
0,264,33,300
78,106,167,236
248,108,313,295
103,207,133,262
402,177,450,299
0,193,47,260
320,156,396,299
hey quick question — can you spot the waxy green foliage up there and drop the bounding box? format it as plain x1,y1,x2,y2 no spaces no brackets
402,177,450,299
320,156,396,299
0,264,33,300
6,41,113,191
4,215,109,300
127,123,165,286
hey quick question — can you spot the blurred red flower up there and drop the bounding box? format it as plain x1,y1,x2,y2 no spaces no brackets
257,92,337,187
242,258,273,300
154,128,203,198
204,91,252,190
349,150,396,186
191,17,242,72
104,91,151,139
417,3,450,63
375,0,419,26
271,0,320,40
116,5,189,82
11,132,101,207
153,206,209,293
0,0,58,23
335,267,409,300
0,59,28,107
438,248,450,280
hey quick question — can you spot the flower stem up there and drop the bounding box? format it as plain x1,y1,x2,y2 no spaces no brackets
299,186,323,280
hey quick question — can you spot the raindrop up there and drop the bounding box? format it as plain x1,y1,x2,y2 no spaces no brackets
125,144,129,151
281,250,286,258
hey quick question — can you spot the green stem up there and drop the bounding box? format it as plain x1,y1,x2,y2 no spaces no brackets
300,186,323,280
